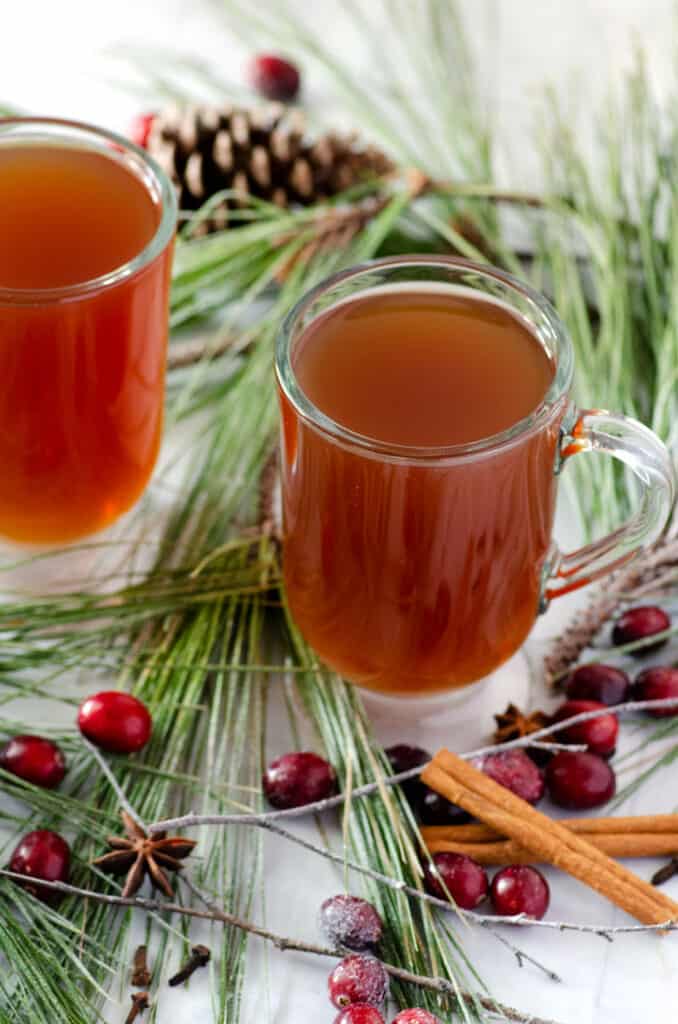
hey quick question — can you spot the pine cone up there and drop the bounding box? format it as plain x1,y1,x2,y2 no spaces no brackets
147,103,394,233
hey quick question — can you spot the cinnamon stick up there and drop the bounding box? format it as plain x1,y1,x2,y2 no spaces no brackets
425,834,678,865
423,814,678,844
421,752,678,927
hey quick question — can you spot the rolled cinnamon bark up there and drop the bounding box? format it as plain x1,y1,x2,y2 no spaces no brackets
424,833,678,864
422,814,678,844
421,751,678,927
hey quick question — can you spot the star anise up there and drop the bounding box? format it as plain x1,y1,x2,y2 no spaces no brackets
92,811,196,898
493,702,551,745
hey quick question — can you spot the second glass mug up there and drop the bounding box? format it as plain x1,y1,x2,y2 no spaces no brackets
276,257,675,698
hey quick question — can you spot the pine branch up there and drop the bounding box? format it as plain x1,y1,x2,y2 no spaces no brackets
167,328,250,370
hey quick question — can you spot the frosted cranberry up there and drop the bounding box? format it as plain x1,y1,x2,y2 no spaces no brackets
9,829,70,903
612,605,670,655
78,691,152,754
249,54,300,101
334,1007,385,1024
479,750,545,804
423,852,488,909
490,865,550,920
545,750,615,809
385,743,430,807
263,751,336,809
320,895,383,950
0,735,66,788
565,663,630,705
328,954,389,1009
392,1011,442,1024
632,667,678,717
128,111,156,149
553,700,618,757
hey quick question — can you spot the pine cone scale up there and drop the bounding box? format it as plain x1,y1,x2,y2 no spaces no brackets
146,102,394,231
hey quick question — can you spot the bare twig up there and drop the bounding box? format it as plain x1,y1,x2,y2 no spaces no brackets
148,697,678,833
83,738,147,833
2,869,675,941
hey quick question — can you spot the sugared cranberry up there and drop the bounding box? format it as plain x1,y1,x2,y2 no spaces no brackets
631,667,678,717
249,54,300,101
9,829,70,903
0,735,66,788
478,750,545,804
417,789,471,827
392,1011,442,1024
423,852,488,909
565,663,630,705
490,865,550,920
385,744,430,807
328,954,389,1009
320,895,383,950
553,700,619,757
78,691,152,754
612,605,671,655
263,751,336,809
545,750,615,809
334,1007,385,1024
128,111,156,149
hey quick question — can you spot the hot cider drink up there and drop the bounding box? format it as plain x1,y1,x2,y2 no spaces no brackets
0,121,176,544
277,259,674,697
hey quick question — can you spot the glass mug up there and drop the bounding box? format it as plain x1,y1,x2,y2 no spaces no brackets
0,118,177,545
276,257,675,697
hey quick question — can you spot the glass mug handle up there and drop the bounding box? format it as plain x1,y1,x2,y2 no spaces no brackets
544,407,676,602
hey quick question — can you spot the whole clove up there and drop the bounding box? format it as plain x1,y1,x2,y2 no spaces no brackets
131,945,151,988
124,991,150,1024
168,944,211,987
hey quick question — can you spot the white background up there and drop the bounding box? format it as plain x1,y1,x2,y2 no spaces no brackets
1,3,678,1023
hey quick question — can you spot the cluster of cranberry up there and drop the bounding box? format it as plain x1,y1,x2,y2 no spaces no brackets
321,894,442,1024
262,604,676,931
390,604,676,920
1,690,152,901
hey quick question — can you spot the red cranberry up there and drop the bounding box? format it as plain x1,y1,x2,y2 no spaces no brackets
565,663,630,705
78,691,152,754
320,895,383,950
545,750,615,809
128,111,156,149
263,751,336,809
334,1007,385,1024
392,1012,442,1024
418,789,472,827
385,743,430,807
9,829,70,903
631,667,678,717
423,852,488,909
249,54,300,102
553,700,619,757
328,954,389,1009
490,865,550,920
612,605,671,655
0,735,66,788
478,750,545,804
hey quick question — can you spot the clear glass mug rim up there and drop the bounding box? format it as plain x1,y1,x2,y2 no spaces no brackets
276,254,575,463
0,116,178,306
